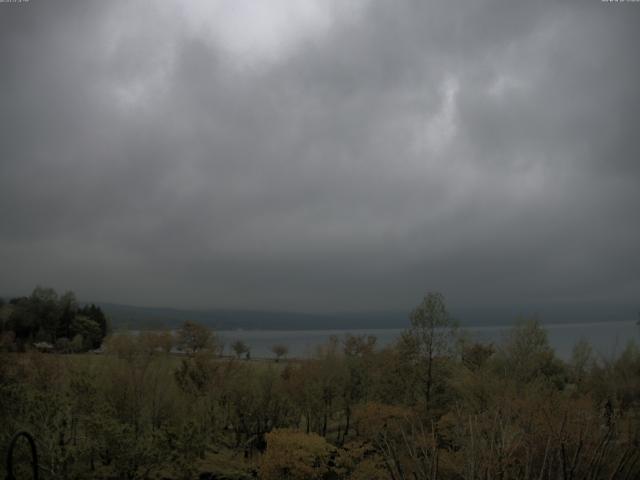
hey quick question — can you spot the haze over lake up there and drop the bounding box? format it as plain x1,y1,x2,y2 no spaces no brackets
218,320,639,360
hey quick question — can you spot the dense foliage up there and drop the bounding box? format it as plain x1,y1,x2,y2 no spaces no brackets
0,287,109,352
1,293,639,479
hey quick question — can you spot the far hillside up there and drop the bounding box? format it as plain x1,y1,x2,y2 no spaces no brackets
96,301,638,331
2,288,636,333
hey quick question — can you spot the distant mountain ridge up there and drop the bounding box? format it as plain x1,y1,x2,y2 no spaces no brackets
97,302,407,330
95,300,638,331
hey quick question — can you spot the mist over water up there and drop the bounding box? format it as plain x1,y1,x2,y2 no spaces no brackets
218,320,639,360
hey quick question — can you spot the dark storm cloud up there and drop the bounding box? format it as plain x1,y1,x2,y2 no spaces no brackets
1,0,639,314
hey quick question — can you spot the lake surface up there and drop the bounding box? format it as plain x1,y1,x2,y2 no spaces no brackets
217,320,640,360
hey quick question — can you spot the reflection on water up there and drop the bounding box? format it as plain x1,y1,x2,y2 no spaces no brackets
217,320,639,360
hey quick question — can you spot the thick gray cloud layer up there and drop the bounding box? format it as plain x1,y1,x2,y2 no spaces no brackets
1,0,639,313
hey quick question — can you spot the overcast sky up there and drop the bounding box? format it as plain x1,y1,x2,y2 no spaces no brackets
1,0,639,314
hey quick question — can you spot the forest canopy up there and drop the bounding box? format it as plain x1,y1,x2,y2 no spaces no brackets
1,292,639,479
0,286,109,352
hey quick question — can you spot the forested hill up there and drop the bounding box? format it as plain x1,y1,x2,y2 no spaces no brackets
97,303,408,331
97,301,638,331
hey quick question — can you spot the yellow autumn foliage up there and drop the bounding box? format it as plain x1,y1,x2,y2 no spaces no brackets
259,429,333,480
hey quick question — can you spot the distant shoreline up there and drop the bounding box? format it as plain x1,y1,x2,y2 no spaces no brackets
112,318,637,333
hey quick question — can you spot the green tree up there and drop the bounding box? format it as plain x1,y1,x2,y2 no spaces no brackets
495,318,565,386
174,353,216,396
29,286,60,341
70,334,85,352
57,290,78,340
461,340,495,372
7,297,39,344
342,334,377,438
143,330,175,354
177,321,216,354
158,330,175,353
231,339,249,358
7,287,60,344
401,292,458,411
78,303,109,339
569,338,593,385
260,429,335,480
343,333,376,357
70,315,103,350
272,344,289,362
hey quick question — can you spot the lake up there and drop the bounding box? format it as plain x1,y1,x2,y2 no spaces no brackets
217,320,640,360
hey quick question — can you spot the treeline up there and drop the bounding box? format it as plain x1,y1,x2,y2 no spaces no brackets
1,293,640,479
0,286,109,352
